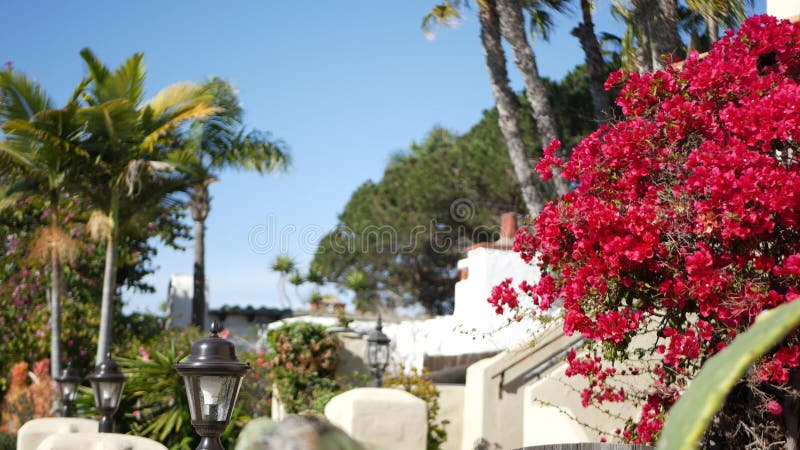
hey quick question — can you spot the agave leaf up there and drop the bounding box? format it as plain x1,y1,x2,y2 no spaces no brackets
657,299,800,450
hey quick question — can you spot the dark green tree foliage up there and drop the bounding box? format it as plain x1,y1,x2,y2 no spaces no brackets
313,65,597,314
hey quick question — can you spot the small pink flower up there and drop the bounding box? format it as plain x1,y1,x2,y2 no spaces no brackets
139,344,150,360
767,400,783,416
220,329,230,339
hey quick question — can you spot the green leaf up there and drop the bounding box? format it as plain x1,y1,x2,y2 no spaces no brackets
657,299,800,450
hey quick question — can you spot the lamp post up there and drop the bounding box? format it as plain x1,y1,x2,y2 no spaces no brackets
365,315,391,387
174,321,250,450
54,362,81,417
87,353,127,433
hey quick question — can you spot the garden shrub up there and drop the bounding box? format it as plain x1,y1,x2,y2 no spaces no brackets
493,15,800,447
259,322,344,414
0,360,53,432
0,432,15,450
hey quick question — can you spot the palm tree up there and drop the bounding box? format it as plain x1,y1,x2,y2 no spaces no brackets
655,0,682,65
424,0,550,215
0,69,87,379
571,0,610,121
75,48,217,363
270,255,297,309
611,0,657,72
171,78,290,328
612,0,683,72
495,0,571,195
685,0,752,44
345,269,376,312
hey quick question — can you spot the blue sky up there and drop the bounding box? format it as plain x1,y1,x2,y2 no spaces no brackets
1,0,766,314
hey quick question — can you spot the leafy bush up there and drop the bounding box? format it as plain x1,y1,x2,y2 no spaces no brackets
0,360,53,432
383,366,449,450
259,322,344,414
498,15,800,448
0,432,16,450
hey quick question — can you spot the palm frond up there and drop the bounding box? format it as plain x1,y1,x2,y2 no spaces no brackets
0,69,53,121
522,0,570,41
79,48,112,105
527,9,555,41
230,129,291,174
0,187,25,212
141,83,219,152
113,52,146,107
77,99,141,149
69,77,91,105
271,255,297,274
422,1,467,38
0,138,36,169
3,115,90,163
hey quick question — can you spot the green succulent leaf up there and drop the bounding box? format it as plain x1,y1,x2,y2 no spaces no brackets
658,299,800,450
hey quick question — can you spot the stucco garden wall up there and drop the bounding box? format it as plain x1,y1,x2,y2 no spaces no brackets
325,387,427,450
437,384,465,450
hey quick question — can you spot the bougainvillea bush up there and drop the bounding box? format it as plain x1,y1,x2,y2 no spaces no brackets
490,15,800,447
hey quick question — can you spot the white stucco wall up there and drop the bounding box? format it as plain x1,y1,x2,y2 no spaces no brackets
325,388,427,450
522,361,643,446
167,274,193,328
768,0,800,19
453,247,541,330
437,384,465,450
461,352,513,450
166,274,208,329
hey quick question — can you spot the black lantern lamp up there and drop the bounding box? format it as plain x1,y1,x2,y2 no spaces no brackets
54,362,81,417
174,321,250,450
87,353,127,432
365,315,391,387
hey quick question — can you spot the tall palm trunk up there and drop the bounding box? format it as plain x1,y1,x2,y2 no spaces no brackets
49,193,62,379
479,0,546,215
572,0,610,122
96,191,119,363
707,17,719,44
190,183,210,328
495,0,570,197
629,0,656,72
653,0,682,69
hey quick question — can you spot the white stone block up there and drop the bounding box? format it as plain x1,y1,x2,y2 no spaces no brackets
436,384,465,450
34,432,166,450
17,418,98,450
325,387,427,450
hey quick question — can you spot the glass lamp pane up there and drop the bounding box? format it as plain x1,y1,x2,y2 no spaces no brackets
367,342,389,369
93,381,124,409
60,381,79,402
376,345,390,368
197,375,240,421
367,342,378,369
184,377,200,421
